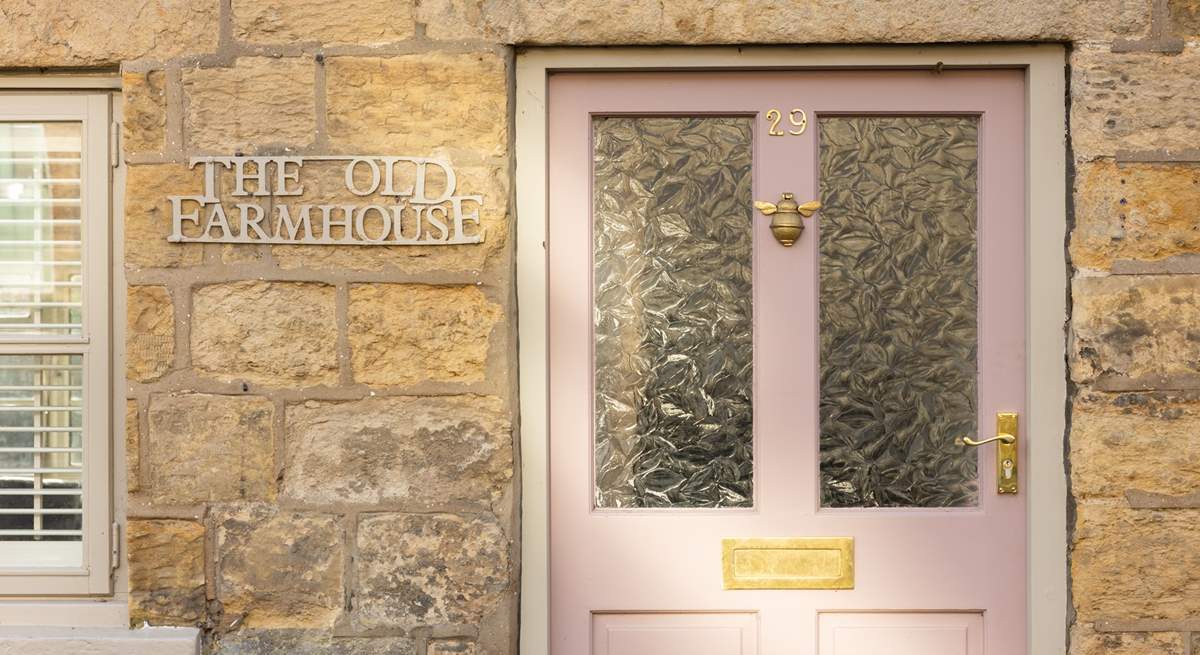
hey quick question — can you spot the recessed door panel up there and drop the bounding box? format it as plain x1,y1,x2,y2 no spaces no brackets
593,613,758,655
818,612,983,655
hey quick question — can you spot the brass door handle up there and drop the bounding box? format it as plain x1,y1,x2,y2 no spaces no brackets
961,433,1015,447
958,412,1019,495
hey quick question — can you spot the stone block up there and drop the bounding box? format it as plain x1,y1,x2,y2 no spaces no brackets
1071,391,1200,499
183,58,315,153
127,286,174,382
1070,625,1184,655
122,70,167,159
1071,46,1200,159
216,506,344,629
348,285,501,387
0,0,218,67
127,519,206,626
428,639,475,655
326,53,506,158
282,395,511,508
1168,0,1200,37
126,400,140,494
124,165,205,270
1072,501,1200,620
191,282,339,387
146,393,275,504
354,513,509,630
1071,161,1200,271
232,0,415,45
1070,275,1200,390
213,631,414,655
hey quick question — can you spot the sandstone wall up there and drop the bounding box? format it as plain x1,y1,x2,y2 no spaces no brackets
3,0,1199,653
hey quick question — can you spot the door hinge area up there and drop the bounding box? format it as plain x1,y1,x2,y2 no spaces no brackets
111,522,121,573
109,122,120,168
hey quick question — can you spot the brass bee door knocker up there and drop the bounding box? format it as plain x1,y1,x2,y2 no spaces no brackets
754,193,821,246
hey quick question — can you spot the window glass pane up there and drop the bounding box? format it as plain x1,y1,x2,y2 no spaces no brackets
0,122,84,337
592,116,754,509
818,116,979,508
0,354,84,568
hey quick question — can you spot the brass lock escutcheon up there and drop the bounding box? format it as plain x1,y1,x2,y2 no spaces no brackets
754,193,821,247
959,412,1019,495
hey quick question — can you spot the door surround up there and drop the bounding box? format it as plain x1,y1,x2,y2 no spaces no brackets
514,45,1068,655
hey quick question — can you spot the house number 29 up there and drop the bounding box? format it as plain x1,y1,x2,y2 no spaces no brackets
765,108,808,136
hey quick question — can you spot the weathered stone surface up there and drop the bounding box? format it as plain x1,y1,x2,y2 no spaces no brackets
232,0,415,45
214,631,414,655
428,639,476,655
270,161,509,274
1072,501,1200,620
1070,625,1184,655
1071,391,1200,498
217,506,344,629
348,285,501,387
417,0,515,40
354,513,509,630
1072,161,1200,270
1072,46,1200,159
126,400,140,494
124,165,204,269
0,0,218,67
326,53,506,158
1168,0,1200,36
283,395,511,508
122,70,167,159
127,286,174,382
192,282,339,386
128,519,206,626
147,393,275,504
480,0,1147,44
183,58,315,153
1070,275,1200,389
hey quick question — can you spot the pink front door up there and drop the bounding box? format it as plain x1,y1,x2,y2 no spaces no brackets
548,69,1026,655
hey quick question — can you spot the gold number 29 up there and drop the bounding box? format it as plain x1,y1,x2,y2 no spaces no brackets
765,108,808,136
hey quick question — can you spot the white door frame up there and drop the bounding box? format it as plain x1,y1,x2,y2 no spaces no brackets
514,45,1068,655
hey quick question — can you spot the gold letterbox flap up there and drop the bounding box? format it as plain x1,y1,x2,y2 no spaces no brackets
722,537,854,590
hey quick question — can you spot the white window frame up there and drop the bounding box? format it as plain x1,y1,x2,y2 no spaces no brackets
515,45,1068,655
0,91,113,596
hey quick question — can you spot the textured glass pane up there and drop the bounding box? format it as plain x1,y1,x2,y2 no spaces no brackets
0,354,84,568
0,122,84,337
818,116,979,508
593,116,753,509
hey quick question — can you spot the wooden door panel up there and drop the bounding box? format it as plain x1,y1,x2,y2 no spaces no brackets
593,613,758,655
818,613,983,655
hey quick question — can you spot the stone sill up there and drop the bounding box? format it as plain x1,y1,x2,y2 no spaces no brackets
0,626,199,654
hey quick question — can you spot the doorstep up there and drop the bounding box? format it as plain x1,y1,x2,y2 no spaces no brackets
0,626,200,654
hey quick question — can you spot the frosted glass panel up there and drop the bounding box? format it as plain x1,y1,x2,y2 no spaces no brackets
818,116,979,508
592,116,753,509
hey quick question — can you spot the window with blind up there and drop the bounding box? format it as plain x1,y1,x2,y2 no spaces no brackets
0,93,111,595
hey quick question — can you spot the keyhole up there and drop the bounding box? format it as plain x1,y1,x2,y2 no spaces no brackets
1002,459,1014,479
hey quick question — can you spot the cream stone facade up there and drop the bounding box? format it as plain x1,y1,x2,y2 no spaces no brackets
0,1,1198,654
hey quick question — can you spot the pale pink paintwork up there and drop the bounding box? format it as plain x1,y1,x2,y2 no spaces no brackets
548,70,1026,654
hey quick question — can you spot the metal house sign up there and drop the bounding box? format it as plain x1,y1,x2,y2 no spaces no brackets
167,155,485,245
